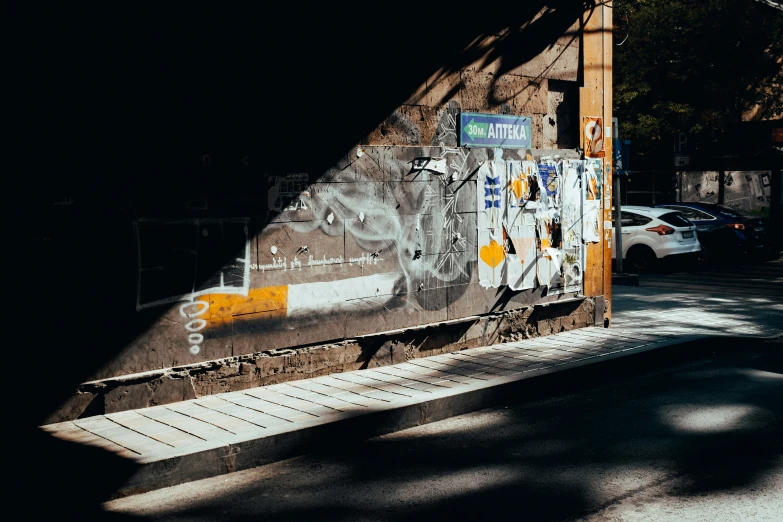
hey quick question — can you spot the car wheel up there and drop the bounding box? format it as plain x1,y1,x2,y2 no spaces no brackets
626,246,656,271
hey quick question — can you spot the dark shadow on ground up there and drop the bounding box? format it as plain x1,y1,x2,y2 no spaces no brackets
96,338,783,521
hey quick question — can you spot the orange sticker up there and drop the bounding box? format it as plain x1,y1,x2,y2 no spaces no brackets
480,240,506,268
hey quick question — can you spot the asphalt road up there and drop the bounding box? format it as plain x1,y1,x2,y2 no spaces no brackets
636,254,783,298
104,338,783,522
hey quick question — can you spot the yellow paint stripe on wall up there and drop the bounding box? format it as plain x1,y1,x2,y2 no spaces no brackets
203,286,288,328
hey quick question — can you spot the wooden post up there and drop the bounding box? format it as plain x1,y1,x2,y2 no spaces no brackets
580,2,612,325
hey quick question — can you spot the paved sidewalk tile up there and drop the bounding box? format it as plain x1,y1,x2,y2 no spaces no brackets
165,401,267,436
285,380,381,408
137,406,246,444
394,361,486,385
372,365,464,389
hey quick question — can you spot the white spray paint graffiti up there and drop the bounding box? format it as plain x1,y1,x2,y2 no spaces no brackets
134,144,602,357
278,147,476,304
179,300,210,354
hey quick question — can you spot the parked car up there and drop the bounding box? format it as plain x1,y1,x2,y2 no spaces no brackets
612,205,701,270
653,202,774,262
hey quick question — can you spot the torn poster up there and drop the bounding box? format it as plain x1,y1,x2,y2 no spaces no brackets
505,253,524,290
477,160,506,229
478,226,506,288
680,171,719,203
507,160,538,228
538,247,564,293
559,160,583,294
536,206,564,293
507,161,535,207
561,160,583,249
563,250,582,293
584,116,605,158
536,206,561,251
583,200,600,243
537,163,560,207
584,158,602,201
507,212,537,290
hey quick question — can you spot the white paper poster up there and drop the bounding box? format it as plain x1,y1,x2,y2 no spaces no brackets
507,213,538,291
538,248,563,292
505,253,523,290
561,160,583,249
584,159,602,201
477,160,506,229
584,200,601,243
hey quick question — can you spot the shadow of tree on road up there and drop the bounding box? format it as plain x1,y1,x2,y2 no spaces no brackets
99,339,783,521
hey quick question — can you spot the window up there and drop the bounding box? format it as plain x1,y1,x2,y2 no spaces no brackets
660,205,696,220
616,211,652,227
659,212,692,227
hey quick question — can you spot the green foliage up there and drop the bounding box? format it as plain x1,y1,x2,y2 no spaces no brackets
614,0,783,166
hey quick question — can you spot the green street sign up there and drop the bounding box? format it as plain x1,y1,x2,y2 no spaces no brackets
459,112,532,148
463,118,489,141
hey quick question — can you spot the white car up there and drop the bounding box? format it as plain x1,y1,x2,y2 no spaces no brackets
612,205,702,270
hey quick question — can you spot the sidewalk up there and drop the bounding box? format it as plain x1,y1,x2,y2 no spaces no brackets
40,286,783,499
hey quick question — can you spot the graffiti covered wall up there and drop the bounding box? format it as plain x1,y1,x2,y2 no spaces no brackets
117,144,602,380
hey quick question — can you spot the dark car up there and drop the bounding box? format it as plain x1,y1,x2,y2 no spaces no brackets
654,202,775,262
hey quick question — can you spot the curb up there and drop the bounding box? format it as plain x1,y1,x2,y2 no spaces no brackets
612,273,639,286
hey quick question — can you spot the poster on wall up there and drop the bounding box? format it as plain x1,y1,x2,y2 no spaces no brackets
561,160,583,249
584,117,605,158
724,171,772,212
507,160,538,227
583,200,601,243
561,160,583,293
584,158,602,201
475,155,588,296
537,247,563,293
563,250,582,293
536,206,564,293
537,162,560,207
679,171,719,203
478,226,507,288
507,212,538,291
477,159,506,229
583,158,602,244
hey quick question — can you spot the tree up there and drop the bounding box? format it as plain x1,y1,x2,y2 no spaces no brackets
614,0,783,168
